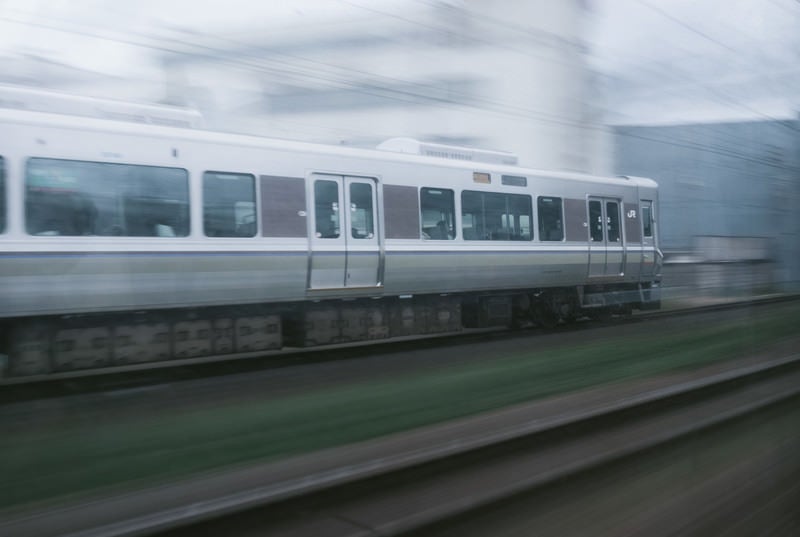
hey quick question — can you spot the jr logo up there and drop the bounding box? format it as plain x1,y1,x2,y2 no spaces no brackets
627,209,637,219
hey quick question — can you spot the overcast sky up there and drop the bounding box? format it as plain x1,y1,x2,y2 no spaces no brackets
0,0,798,124
588,0,800,123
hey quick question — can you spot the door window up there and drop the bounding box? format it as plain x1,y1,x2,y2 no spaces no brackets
589,200,603,242
641,200,653,238
606,201,620,242
314,180,340,238
349,182,374,239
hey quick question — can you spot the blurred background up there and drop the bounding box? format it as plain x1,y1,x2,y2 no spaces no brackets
1,0,798,297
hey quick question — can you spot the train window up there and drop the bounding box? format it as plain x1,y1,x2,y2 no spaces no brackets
420,188,455,240
461,190,532,241
0,156,5,234
349,182,374,239
589,200,603,241
641,200,653,237
25,158,189,237
314,180,340,238
537,196,564,241
203,172,256,237
519,214,531,237
501,175,527,187
606,201,620,242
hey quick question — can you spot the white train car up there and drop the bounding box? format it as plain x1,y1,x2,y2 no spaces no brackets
0,104,662,377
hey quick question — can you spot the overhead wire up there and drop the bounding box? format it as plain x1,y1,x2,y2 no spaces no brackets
0,4,796,171
614,128,800,174
0,10,594,132
378,0,800,162
632,0,799,133
324,0,800,166
0,1,788,141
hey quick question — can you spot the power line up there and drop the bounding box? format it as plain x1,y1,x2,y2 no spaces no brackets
337,0,582,67
332,1,799,143
766,0,800,15
408,0,586,52
635,0,740,55
1,6,797,172
631,0,799,133
394,1,800,149
614,127,800,173
0,11,595,131
3,5,792,138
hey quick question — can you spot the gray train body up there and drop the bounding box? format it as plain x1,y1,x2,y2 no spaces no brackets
0,107,662,376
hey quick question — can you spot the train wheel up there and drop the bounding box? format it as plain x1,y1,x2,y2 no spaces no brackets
532,303,559,329
590,307,613,322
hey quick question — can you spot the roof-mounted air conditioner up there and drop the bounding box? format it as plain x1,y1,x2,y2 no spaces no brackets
377,137,518,166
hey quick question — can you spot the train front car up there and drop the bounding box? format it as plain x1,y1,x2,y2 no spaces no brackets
0,104,662,379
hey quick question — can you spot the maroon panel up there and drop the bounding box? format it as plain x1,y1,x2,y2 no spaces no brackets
260,175,307,238
383,184,420,239
564,198,587,242
624,202,642,243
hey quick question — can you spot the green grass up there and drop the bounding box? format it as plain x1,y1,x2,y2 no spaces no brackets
2,304,798,511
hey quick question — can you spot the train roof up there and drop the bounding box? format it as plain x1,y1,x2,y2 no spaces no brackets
0,106,657,189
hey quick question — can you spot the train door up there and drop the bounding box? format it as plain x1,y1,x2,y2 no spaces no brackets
308,174,381,289
588,197,625,277
640,199,656,277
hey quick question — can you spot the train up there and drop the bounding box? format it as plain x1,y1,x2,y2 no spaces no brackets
0,92,662,378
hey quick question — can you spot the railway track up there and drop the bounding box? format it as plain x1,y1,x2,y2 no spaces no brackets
3,347,799,537
1,293,796,402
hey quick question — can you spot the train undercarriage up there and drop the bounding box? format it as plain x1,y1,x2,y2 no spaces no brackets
1,283,660,378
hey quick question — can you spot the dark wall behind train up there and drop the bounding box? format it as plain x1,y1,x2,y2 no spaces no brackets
613,116,800,290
